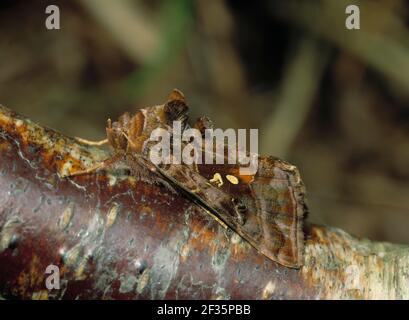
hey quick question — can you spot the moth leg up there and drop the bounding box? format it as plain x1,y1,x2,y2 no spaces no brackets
65,153,123,177
75,137,109,146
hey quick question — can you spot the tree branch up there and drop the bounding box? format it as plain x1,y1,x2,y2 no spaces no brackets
0,104,408,299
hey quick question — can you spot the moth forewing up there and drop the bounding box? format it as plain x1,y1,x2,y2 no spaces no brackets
195,158,307,269
142,95,307,268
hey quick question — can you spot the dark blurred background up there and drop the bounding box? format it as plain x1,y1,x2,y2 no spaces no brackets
1,0,408,244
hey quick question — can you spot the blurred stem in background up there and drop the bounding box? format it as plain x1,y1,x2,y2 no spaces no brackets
121,0,193,99
270,0,409,99
78,0,160,63
78,0,193,100
261,37,330,158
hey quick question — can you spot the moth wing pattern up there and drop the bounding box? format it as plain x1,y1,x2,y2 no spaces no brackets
196,158,306,268
248,157,306,268
104,89,307,268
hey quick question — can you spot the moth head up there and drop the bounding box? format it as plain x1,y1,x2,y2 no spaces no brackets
106,112,131,151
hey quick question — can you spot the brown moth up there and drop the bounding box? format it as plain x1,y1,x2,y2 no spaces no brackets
195,157,306,268
69,89,307,268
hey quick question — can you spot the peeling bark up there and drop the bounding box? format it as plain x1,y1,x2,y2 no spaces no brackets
0,104,408,300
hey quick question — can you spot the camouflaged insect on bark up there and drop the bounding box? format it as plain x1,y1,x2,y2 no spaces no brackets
1,103,409,300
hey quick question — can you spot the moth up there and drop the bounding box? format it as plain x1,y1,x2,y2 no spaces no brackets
69,89,307,268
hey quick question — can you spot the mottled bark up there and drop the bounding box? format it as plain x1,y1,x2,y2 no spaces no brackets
0,105,408,300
